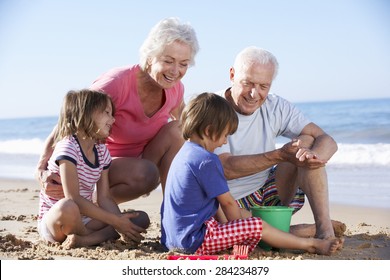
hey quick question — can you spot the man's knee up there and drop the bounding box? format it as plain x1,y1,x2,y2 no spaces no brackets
297,134,315,149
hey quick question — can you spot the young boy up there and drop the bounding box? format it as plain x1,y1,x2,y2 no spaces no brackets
161,92,343,256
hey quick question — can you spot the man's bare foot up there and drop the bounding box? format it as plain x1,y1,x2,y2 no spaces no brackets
290,224,315,238
290,220,346,238
308,237,344,255
332,221,347,237
315,220,346,239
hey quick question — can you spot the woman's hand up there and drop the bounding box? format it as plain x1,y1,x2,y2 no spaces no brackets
36,169,64,199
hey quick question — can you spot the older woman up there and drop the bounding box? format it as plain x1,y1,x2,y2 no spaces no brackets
35,17,199,240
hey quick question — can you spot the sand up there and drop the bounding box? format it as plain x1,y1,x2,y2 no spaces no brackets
0,178,389,260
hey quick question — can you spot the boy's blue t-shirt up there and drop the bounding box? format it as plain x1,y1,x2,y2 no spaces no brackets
161,141,229,253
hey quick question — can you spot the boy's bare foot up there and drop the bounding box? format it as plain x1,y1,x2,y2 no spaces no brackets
308,237,344,255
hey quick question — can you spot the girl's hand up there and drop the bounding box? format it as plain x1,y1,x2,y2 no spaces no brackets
115,212,148,243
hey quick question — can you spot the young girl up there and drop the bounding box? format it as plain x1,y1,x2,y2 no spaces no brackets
37,89,149,248
161,92,343,256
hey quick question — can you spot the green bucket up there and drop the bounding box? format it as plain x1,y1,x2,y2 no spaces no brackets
250,206,294,251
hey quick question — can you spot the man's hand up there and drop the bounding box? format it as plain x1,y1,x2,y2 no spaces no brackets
295,146,327,169
281,139,327,169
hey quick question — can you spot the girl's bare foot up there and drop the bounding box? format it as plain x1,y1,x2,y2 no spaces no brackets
62,234,80,249
308,237,344,255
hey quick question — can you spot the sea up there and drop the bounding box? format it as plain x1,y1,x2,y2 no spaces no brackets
0,98,389,208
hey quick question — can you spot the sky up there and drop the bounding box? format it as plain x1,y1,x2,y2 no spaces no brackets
0,0,389,119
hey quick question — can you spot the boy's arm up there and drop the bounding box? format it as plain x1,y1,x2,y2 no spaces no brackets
216,192,243,222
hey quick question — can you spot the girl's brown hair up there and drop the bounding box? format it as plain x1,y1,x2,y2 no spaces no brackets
54,89,115,145
181,92,238,141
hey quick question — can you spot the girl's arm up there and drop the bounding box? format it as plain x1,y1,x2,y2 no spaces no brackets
91,168,147,241
59,161,144,241
97,169,146,235
59,160,108,220
95,169,121,215
59,160,142,236
216,192,243,222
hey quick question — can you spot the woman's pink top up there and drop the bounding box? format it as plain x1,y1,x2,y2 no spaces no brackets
90,64,184,157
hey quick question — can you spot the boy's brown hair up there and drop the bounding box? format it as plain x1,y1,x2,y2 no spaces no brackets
181,92,238,141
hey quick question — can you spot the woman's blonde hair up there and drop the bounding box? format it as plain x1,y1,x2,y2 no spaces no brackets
139,17,199,71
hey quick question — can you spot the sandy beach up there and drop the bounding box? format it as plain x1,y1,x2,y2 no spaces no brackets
0,178,389,260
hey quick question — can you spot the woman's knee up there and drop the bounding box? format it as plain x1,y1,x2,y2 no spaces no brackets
109,159,160,200
133,160,160,190
110,158,159,187
154,121,184,148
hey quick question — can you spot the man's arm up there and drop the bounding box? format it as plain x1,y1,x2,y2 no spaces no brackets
219,139,302,180
219,122,336,180
299,122,338,162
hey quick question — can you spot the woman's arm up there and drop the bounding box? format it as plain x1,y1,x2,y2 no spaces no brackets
170,100,185,120
35,126,56,180
35,125,64,198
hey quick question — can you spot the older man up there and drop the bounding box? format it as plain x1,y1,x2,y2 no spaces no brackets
215,46,343,239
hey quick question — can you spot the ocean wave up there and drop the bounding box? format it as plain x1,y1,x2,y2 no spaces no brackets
329,143,390,165
1,139,389,166
0,138,44,155
274,142,390,166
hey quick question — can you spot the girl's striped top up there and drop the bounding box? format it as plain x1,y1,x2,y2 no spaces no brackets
38,135,111,221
